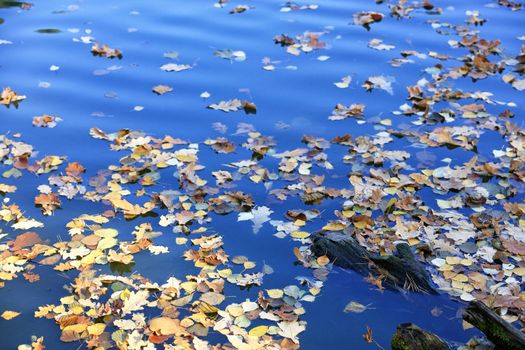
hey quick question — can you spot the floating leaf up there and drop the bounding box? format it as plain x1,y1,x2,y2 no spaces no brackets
160,63,193,72
152,85,173,95
91,43,122,59
1,310,20,320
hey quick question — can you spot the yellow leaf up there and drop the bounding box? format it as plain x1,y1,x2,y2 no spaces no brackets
249,325,269,337
342,210,354,218
60,295,75,304
294,219,306,226
310,287,321,296
1,310,20,320
149,317,184,336
291,231,310,239
70,306,84,315
218,269,232,278
243,261,256,269
80,215,109,224
407,238,419,246
97,237,117,250
227,305,244,317
266,289,284,299
353,221,367,229
175,237,188,245
63,323,88,333
181,281,197,293
322,222,347,231
34,305,54,318
94,228,118,238
513,268,525,277
87,323,106,336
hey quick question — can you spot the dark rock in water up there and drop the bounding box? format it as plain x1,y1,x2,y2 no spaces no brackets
311,231,370,274
311,231,435,293
463,301,525,350
391,323,449,350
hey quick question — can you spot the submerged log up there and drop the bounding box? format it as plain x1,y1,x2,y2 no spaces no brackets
310,232,370,274
370,243,435,294
311,232,435,293
391,323,449,350
463,301,525,350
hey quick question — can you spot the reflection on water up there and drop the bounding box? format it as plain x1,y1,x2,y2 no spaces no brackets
35,28,61,34
0,1,30,10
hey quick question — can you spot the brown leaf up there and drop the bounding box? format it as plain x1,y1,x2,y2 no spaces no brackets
91,43,122,59
10,231,41,251
34,193,61,215
32,115,61,128
23,272,40,283
1,87,26,107
363,326,373,343
65,162,86,178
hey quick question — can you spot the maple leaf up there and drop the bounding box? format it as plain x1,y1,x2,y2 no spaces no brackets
207,99,242,112
34,193,61,215
23,272,40,283
65,162,86,178
1,87,26,108
277,321,305,344
238,206,273,233
0,184,16,193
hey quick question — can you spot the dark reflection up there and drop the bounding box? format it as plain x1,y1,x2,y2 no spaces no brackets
0,18,4,25
0,1,32,9
109,262,135,275
35,28,61,34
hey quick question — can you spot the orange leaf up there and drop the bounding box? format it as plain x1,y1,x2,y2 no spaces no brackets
363,326,373,343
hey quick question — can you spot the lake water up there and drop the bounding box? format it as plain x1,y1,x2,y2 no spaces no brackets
1,0,525,349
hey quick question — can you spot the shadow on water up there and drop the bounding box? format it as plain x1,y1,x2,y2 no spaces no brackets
35,28,62,34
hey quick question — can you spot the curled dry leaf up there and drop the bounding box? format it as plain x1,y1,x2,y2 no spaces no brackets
353,12,384,30
32,115,62,128
90,43,122,59
1,87,26,107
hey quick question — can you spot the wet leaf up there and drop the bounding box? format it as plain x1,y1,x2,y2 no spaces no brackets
1,310,20,320
91,43,122,59
151,84,172,95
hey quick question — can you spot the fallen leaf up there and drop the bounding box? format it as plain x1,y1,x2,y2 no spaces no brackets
1,310,20,320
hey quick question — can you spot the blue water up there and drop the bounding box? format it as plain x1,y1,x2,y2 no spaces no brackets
1,0,525,349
